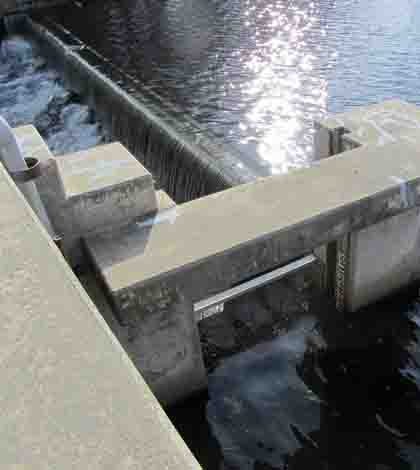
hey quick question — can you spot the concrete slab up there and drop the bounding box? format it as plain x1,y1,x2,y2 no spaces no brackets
314,99,420,158
87,140,420,307
0,163,201,469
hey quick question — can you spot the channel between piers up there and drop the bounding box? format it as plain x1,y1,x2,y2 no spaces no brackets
0,162,201,469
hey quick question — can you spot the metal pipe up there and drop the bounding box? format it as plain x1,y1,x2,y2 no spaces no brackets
0,116,56,237
194,254,318,321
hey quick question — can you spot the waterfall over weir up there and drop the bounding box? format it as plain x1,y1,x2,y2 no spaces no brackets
6,14,257,203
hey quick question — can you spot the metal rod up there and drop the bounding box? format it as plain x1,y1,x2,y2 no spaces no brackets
194,254,317,319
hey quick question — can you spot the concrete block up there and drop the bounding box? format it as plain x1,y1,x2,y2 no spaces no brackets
85,208,208,404
54,142,158,235
314,99,420,159
338,207,420,312
35,142,159,266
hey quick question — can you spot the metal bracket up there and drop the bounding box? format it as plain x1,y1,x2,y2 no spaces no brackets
9,157,54,183
194,254,318,322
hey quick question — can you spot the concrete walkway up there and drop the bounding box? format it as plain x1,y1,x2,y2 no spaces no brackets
0,162,200,468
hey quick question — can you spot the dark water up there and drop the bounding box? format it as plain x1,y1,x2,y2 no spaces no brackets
0,35,105,155
169,287,420,470
50,0,420,175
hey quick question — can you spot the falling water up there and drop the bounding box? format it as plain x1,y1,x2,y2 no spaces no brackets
0,33,105,156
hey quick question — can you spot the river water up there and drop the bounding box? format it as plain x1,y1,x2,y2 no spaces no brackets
168,286,420,470
50,0,420,175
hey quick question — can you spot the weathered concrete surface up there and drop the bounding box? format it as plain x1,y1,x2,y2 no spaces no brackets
85,186,197,406
0,0,68,16
52,142,157,236
315,100,420,311
86,139,420,399
345,207,420,312
314,99,420,158
0,163,201,469
32,141,158,266
85,189,206,405
87,140,420,305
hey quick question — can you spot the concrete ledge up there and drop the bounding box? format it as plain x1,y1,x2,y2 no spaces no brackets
314,99,420,157
87,140,420,308
0,162,200,469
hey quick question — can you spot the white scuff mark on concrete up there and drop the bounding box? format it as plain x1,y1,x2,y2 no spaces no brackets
136,206,178,229
390,176,411,208
359,110,420,146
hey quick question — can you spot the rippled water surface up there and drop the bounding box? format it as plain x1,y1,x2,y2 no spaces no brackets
169,288,420,470
51,0,420,174
0,36,105,155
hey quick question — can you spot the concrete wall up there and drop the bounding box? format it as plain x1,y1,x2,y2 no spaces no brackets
315,100,420,311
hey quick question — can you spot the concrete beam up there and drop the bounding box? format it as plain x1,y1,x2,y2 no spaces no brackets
0,162,201,469
85,140,420,400
87,140,420,304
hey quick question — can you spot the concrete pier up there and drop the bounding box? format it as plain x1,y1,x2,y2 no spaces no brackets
82,137,420,402
315,100,420,311
11,97,420,407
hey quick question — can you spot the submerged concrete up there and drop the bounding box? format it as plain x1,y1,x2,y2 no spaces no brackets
0,161,201,469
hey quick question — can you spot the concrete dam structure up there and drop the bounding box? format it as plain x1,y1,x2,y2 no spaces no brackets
3,6,420,470
4,104,420,467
